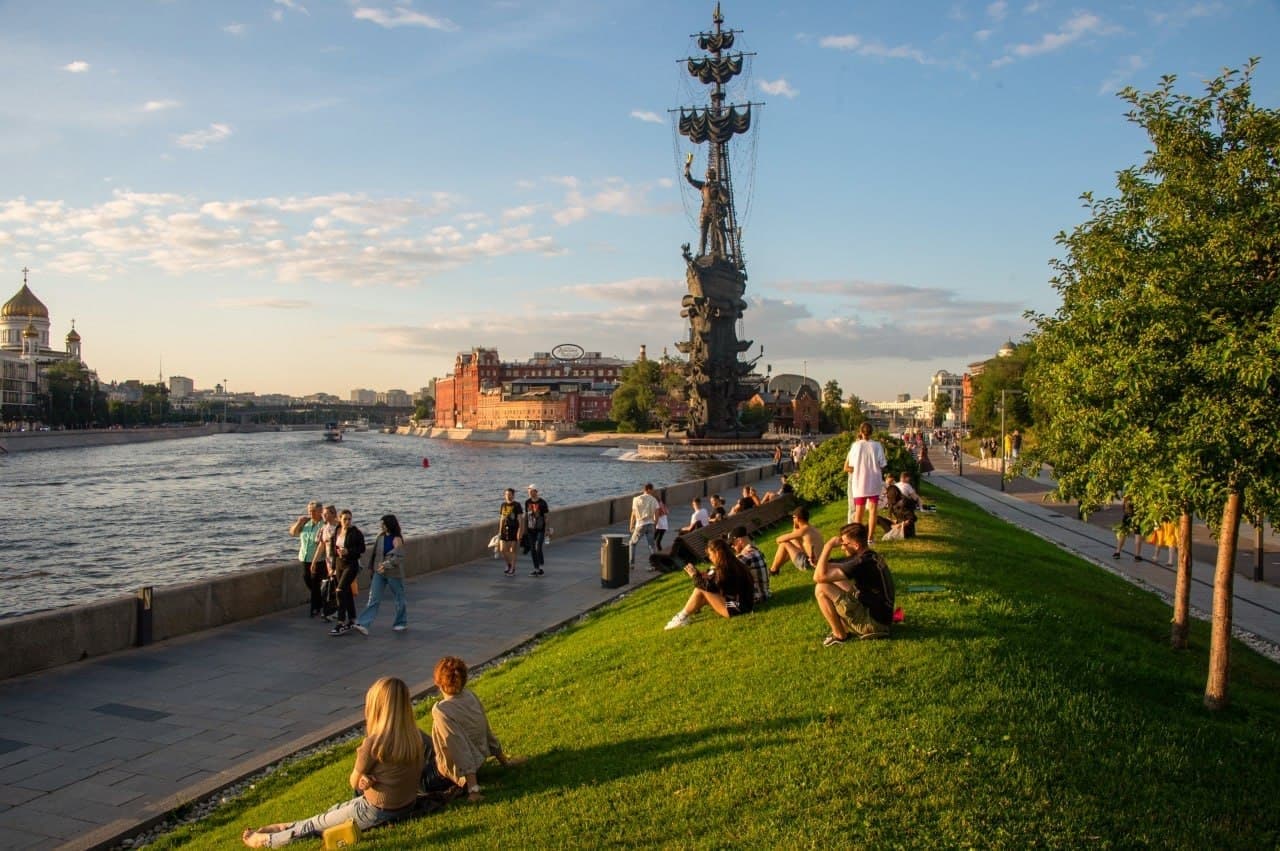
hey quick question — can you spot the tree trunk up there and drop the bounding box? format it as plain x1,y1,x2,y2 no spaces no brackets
1204,490,1242,711
1170,511,1193,650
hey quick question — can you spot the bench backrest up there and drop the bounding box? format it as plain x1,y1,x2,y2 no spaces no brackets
670,494,798,565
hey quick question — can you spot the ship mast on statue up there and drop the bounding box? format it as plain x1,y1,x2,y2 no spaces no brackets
674,4,762,438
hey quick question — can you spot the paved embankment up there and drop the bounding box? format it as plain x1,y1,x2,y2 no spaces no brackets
0,472,787,851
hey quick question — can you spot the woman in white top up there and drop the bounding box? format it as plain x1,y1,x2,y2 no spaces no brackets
844,422,887,543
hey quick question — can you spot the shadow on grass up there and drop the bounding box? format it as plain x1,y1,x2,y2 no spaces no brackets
500,715,809,795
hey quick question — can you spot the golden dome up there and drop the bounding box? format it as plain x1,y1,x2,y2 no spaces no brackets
3,283,49,319
66,326,81,342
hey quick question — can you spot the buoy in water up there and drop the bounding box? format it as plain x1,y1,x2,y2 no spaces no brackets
422,457,430,468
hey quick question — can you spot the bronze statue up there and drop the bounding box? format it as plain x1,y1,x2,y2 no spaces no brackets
673,4,761,438
684,155,729,259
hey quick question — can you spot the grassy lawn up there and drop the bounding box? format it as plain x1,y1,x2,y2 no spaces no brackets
152,484,1280,849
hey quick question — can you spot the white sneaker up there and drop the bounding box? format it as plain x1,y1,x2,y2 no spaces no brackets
664,612,690,630
392,624,407,632
351,624,369,636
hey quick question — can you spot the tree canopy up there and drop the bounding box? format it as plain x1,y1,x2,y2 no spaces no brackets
1025,60,1280,708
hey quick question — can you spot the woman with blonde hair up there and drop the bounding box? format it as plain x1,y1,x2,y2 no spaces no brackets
431,656,524,802
242,677,424,847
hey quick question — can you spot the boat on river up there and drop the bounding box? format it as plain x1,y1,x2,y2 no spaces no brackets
322,422,343,442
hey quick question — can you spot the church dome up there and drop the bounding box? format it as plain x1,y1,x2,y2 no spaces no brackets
3,283,50,319
66,327,81,342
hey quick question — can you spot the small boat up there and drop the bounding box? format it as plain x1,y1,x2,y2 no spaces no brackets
323,422,343,442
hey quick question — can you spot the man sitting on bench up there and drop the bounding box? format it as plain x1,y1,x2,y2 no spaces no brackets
679,497,711,534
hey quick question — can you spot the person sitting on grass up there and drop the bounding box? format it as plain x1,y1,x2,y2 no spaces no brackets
760,475,794,503
811,522,896,646
664,537,756,630
241,677,424,847
769,505,824,575
431,656,525,802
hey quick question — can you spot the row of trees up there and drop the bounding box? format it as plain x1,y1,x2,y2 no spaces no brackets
10,361,175,429
1024,61,1279,710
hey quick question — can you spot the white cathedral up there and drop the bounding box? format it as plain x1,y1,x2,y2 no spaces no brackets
1,269,86,420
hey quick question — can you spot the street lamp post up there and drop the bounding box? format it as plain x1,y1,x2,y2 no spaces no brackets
222,378,228,424
998,388,1024,492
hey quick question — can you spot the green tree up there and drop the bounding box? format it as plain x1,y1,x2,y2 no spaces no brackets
1025,61,1280,709
932,393,952,427
844,393,866,433
820,380,845,432
968,345,1031,437
611,359,662,433
43,360,98,428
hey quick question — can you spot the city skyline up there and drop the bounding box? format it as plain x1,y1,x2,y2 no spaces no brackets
1,1,1274,401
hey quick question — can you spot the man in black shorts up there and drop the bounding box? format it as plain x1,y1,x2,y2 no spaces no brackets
811,522,895,646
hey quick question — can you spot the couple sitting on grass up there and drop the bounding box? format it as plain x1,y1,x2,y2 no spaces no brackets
242,657,524,847
664,521,895,647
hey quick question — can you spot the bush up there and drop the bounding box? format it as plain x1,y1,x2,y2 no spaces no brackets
578,420,618,433
791,431,920,504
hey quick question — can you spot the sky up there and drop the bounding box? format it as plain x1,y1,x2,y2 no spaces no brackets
1,0,1276,403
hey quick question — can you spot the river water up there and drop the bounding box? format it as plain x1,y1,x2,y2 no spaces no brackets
0,431,732,619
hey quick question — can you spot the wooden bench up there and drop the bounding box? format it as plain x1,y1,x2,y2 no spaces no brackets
652,494,799,570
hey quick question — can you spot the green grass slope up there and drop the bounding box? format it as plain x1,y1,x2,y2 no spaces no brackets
152,485,1280,849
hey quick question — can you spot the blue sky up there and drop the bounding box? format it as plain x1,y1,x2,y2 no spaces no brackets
1,0,1275,401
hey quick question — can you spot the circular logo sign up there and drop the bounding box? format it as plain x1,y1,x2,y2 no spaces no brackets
551,343,585,362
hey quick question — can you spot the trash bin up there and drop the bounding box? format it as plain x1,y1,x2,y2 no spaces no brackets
601,534,629,588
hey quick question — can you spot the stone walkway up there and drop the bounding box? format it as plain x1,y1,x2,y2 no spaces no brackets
0,474,791,851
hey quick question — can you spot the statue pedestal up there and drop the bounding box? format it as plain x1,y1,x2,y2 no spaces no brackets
678,255,760,438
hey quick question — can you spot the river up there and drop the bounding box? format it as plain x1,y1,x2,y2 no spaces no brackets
0,431,732,618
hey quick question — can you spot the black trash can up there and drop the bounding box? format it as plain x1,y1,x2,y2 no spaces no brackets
601,533,629,588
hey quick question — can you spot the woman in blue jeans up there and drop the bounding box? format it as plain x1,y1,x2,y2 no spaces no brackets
353,515,407,635
241,677,424,847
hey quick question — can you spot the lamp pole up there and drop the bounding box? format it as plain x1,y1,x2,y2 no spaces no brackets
998,388,1024,492
223,378,228,424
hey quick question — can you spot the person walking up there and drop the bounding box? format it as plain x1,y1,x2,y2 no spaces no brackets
654,488,671,551
497,488,523,576
629,483,661,570
289,500,325,619
311,504,340,621
844,422,887,543
329,509,366,636
524,485,550,576
353,514,407,635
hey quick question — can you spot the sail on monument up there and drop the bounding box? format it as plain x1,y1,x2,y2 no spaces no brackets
674,4,762,438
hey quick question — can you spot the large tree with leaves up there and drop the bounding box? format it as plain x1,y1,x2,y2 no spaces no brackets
1025,61,1280,710
611,359,663,433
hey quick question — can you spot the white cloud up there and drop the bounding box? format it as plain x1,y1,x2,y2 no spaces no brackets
62,61,90,73
550,177,673,227
217,297,312,309
502,204,540,220
224,23,246,35
975,28,993,41
352,6,459,31
759,78,798,98
630,110,664,124
0,189,565,289
987,1,1008,21
274,0,309,14
1149,3,1222,29
142,99,181,113
176,123,233,150
995,12,1118,66
1098,55,1146,95
1024,1,1045,12
819,34,932,65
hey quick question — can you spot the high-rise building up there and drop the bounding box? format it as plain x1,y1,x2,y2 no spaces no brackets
350,388,377,405
169,375,195,398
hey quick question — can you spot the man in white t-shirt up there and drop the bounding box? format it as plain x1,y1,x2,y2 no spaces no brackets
629,483,661,569
679,497,712,534
844,422,887,543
